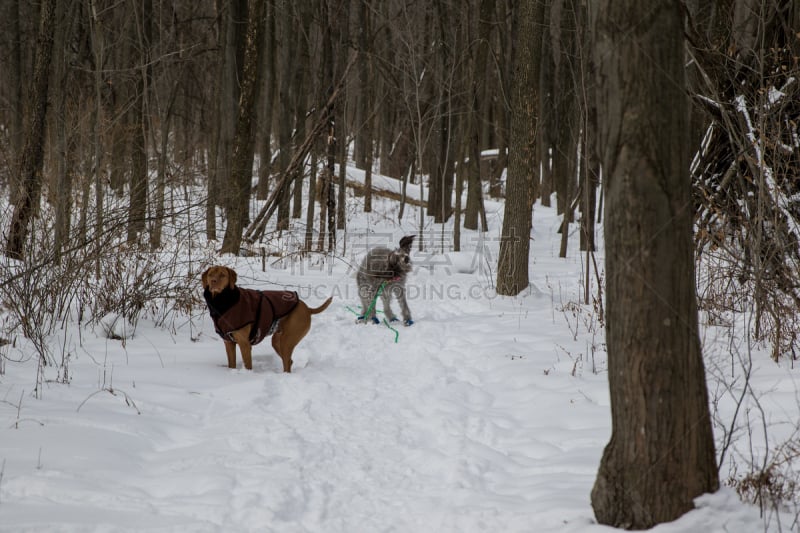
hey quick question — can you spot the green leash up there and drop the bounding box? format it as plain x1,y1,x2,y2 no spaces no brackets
364,281,386,322
345,280,400,343
382,318,400,343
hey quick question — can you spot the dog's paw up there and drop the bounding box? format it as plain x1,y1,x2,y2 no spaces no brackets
404,319,414,326
371,317,381,325
389,317,399,323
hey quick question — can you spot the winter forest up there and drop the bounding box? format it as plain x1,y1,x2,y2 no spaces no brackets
1,0,800,531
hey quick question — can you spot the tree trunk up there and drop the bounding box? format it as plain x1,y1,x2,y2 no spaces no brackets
334,1,348,232
150,93,176,250
305,152,317,251
275,1,298,231
538,0,554,207
551,0,579,221
89,1,105,246
291,4,312,221
211,0,247,241
358,0,374,214
579,2,598,253
5,0,56,260
496,0,543,296
336,113,347,231
52,0,72,263
9,0,24,180
354,0,372,172
590,0,719,528
256,0,277,201
221,0,267,254
126,0,152,245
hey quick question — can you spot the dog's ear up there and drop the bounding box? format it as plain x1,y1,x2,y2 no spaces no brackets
201,268,210,289
226,267,237,289
399,235,415,252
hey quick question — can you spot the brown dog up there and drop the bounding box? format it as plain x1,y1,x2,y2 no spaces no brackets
201,266,332,372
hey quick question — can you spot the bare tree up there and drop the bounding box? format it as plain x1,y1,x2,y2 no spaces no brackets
256,0,277,201
126,0,152,245
496,0,544,296
209,0,247,241
221,0,267,254
590,0,719,527
354,0,375,214
319,0,339,252
5,0,56,259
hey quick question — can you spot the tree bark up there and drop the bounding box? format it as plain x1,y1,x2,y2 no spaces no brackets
126,0,152,245
305,152,317,251
89,0,106,247
353,0,372,172
551,0,579,222
9,0,24,179
590,0,719,528
52,0,70,262
5,0,56,260
256,0,277,201
538,0,554,207
275,1,298,231
221,0,267,254
210,0,247,241
496,0,543,295
291,3,312,221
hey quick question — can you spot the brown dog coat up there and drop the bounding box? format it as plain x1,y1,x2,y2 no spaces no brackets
204,287,299,345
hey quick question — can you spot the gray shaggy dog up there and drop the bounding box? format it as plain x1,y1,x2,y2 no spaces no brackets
356,235,415,326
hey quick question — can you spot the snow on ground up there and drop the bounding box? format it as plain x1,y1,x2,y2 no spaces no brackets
0,172,793,532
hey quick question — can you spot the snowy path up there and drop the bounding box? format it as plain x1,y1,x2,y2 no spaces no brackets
0,202,776,532
1,267,611,532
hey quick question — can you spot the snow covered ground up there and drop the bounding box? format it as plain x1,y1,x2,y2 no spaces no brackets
0,171,796,532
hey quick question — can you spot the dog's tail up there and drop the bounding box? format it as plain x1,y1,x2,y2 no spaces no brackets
308,297,333,315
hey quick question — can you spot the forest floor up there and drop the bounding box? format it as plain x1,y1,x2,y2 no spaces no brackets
0,168,797,532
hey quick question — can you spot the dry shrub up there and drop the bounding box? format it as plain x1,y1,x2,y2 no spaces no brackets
689,5,800,363
727,441,800,516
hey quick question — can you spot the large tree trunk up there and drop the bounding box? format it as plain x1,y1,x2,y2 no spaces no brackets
590,0,719,528
221,0,267,254
5,0,56,260
496,0,543,295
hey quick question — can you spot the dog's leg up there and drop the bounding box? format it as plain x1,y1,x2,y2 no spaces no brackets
271,330,300,373
224,340,237,368
272,330,292,372
239,342,253,370
229,326,253,370
396,284,413,325
272,304,315,373
271,331,290,372
380,286,396,322
359,284,379,323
